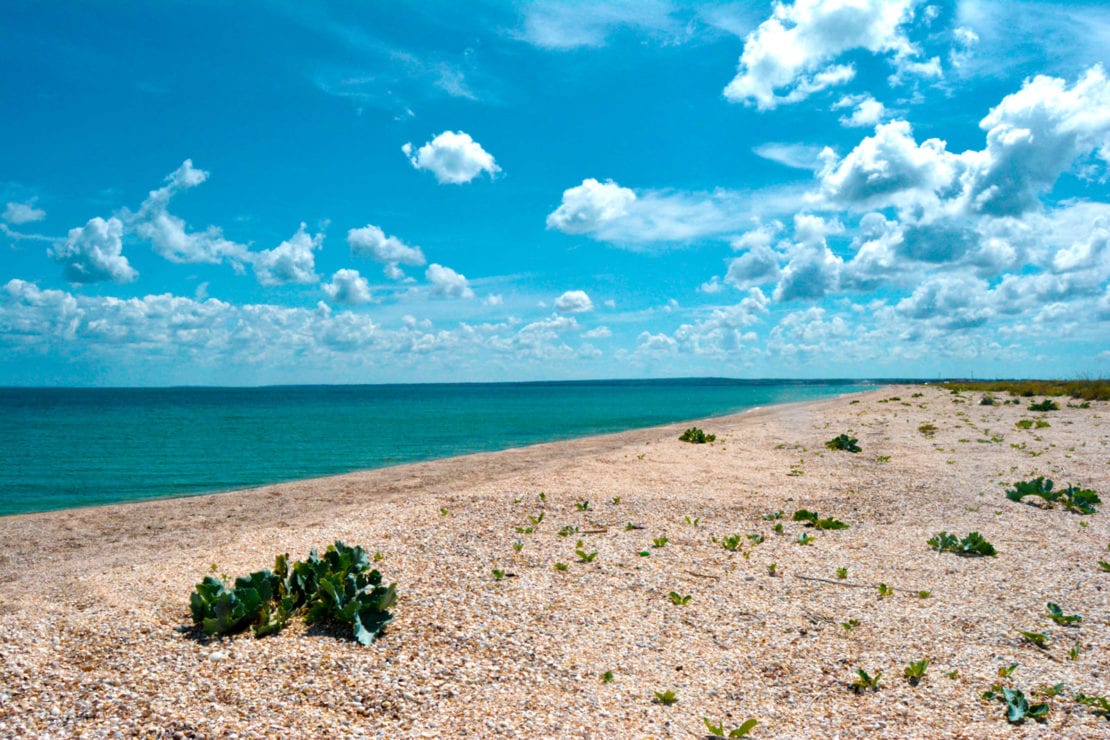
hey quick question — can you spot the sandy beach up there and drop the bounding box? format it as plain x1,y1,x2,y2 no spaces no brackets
0,384,1107,738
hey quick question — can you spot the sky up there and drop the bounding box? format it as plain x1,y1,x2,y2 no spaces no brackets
1,0,1108,386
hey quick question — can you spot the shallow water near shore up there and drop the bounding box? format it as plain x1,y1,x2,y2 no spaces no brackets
0,378,878,515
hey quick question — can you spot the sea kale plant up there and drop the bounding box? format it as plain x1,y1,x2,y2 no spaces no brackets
1005,477,1101,515
927,531,997,557
792,509,849,530
190,541,397,645
679,427,716,443
825,434,861,453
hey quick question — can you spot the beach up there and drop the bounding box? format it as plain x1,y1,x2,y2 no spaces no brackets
1,384,1107,738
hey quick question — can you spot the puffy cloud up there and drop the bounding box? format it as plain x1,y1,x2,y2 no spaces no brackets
895,274,993,328
347,224,426,279
819,120,963,208
547,178,802,244
833,94,887,127
129,159,248,266
582,326,611,339
724,0,919,109
402,131,501,184
3,201,45,224
251,224,323,286
425,263,474,298
636,331,677,354
772,214,844,301
967,64,1110,216
49,217,137,284
1,279,83,341
554,289,593,314
725,245,781,289
323,269,372,305
673,288,769,355
546,178,636,234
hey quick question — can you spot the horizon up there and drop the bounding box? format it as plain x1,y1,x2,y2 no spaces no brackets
2,1,1108,385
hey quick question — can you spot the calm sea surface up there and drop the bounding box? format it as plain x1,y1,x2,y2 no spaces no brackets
0,379,877,516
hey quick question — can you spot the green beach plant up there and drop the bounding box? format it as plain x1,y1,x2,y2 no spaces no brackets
797,532,815,546
554,562,568,572
904,659,930,686
652,689,678,705
576,500,589,511
1018,630,1050,649
877,583,893,598
1029,399,1059,412
703,718,759,738
1046,602,1081,626
679,427,715,443
652,536,668,548
576,548,598,563
927,531,996,557
667,591,691,605
1075,693,1110,719
718,534,743,552
825,434,861,453
836,567,848,579
850,668,882,693
792,509,849,529
982,686,1049,724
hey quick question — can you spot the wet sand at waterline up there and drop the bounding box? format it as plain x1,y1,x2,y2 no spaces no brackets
0,385,1107,738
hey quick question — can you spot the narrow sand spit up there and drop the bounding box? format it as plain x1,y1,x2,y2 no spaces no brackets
1,385,1108,738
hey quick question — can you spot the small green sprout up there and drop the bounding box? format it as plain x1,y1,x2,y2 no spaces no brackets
528,513,545,525
703,718,759,738
1075,693,1110,719
638,550,650,557
982,686,1049,724
927,531,996,556
373,551,385,562
611,496,621,504
876,455,891,462
685,515,699,526
792,509,849,529
917,590,931,599
841,619,859,631
1019,630,1049,649
492,569,505,581
767,562,777,576
439,508,449,516
998,663,1019,678
719,534,743,552
761,510,783,520
576,500,589,511
836,567,848,580
512,541,524,552
515,526,534,534
1068,642,1081,661
538,492,546,501
850,668,882,693
652,689,678,705
946,670,959,679
797,532,815,545
1046,602,1081,626
1099,560,1110,572
576,549,598,563
667,592,692,606
747,533,765,545
554,562,568,572
877,583,893,598
652,536,669,548
772,523,784,534
1037,683,1066,698
904,659,929,686
601,670,614,684
557,525,578,537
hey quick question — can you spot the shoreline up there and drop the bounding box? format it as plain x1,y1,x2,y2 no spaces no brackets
2,383,1107,738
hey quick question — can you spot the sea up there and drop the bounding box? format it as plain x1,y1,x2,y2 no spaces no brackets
0,379,879,516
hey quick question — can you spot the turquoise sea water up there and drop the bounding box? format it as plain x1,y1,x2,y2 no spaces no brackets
0,379,877,516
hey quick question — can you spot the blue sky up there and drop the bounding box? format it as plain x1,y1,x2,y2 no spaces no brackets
1,0,1108,385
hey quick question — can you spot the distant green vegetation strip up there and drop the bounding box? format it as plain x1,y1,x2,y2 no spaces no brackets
941,380,1109,401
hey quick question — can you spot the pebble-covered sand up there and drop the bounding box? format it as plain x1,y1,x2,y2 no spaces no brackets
1,384,1108,738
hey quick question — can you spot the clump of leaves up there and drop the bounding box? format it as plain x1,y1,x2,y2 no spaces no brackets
652,536,669,548
904,659,930,686
576,500,590,511
982,686,1049,724
1098,560,1110,572
825,434,861,453
684,515,699,526
747,533,765,545
512,541,524,552
679,427,716,444
528,512,545,525
189,541,397,646
1046,602,1082,627
980,395,997,406
762,510,783,521
836,567,848,579
1015,419,1035,429
704,718,758,738
1006,477,1100,514
772,523,784,534
1075,693,1110,719
667,592,692,606
797,532,815,546
876,455,891,462
601,670,614,684
576,548,598,563
767,562,777,576
492,569,505,581
918,590,931,599
718,534,743,552
841,618,859,631
515,526,534,535
1029,399,1059,412
850,668,882,693
439,508,449,516
554,562,569,572
611,496,621,505
652,689,678,705
558,525,579,537
793,509,849,530
918,422,938,437
877,583,893,598
1069,642,1082,661
927,531,997,557
999,663,1019,678
1018,630,1050,649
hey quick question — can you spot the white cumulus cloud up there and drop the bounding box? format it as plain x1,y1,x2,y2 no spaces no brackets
425,263,474,298
402,131,501,184
554,289,594,314
546,178,636,234
347,224,426,280
724,0,919,109
834,93,887,127
49,216,137,284
251,224,323,286
323,269,372,305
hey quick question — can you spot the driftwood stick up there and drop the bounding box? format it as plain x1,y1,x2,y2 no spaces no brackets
684,570,721,580
794,574,869,588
